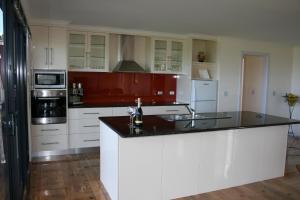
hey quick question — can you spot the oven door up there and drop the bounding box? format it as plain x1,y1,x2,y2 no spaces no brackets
31,91,66,124
33,70,66,89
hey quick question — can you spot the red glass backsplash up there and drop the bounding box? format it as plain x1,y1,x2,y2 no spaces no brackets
68,72,177,104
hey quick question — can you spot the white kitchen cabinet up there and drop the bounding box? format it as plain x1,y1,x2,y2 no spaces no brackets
69,133,100,148
143,105,189,115
162,134,201,199
32,134,68,152
68,107,113,119
151,38,185,74
68,107,113,148
31,123,67,137
68,105,189,149
31,25,67,70
68,31,109,72
112,105,189,116
31,123,68,152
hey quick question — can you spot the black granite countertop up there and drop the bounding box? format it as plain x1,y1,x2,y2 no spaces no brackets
99,111,300,138
68,102,188,108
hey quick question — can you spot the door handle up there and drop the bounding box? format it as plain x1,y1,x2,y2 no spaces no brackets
45,48,48,65
41,142,59,145
83,125,99,128
50,48,53,65
3,114,15,136
41,129,59,132
83,139,99,142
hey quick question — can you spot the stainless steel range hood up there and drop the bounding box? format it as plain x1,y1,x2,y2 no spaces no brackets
113,34,146,72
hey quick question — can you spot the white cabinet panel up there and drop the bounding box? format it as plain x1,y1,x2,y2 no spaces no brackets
119,136,163,200
69,133,100,148
69,118,99,134
31,26,49,69
31,123,67,136
48,27,67,69
143,105,189,115
32,134,68,152
30,25,67,69
68,108,113,119
112,107,129,116
162,134,201,199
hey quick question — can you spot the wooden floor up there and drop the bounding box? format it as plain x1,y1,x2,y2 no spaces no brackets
28,137,300,200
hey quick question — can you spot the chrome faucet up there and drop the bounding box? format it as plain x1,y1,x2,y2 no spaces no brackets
186,106,196,119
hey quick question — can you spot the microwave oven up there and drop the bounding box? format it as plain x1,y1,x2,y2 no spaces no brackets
33,70,66,89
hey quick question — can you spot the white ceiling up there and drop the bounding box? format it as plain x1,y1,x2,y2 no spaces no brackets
23,0,300,45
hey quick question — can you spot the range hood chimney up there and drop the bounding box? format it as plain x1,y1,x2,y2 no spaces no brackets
113,35,146,72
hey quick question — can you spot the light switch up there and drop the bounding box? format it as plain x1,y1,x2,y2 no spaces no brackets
224,91,228,96
272,90,276,96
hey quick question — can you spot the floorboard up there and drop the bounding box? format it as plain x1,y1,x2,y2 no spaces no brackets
28,137,300,200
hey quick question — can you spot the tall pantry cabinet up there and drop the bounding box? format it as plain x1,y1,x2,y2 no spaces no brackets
30,25,67,69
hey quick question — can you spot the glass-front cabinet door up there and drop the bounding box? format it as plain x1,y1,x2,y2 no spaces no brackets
154,39,168,72
68,32,87,69
87,34,106,70
68,32,108,71
152,38,184,74
169,41,183,72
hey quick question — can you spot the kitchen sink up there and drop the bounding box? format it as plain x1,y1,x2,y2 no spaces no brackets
161,113,232,122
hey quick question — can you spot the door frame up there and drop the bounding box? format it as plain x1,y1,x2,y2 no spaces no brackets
239,51,270,113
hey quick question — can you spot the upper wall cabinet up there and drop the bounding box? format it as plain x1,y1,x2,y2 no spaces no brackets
151,38,185,74
31,25,67,70
68,31,109,72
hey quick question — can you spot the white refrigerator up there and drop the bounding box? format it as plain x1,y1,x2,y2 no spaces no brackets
190,80,218,113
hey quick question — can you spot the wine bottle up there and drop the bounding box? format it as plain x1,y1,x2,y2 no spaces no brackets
134,98,143,127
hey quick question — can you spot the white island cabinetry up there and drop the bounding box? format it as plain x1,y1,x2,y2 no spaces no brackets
100,122,288,200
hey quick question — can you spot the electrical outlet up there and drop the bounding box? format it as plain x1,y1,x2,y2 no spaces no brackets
169,91,175,95
157,91,163,95
272,90,276,96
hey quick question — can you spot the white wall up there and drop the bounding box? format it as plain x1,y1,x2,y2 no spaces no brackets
217,37,293,118
291,47,300,136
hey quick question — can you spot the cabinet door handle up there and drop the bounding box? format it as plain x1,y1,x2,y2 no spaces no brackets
83,139,99,142
83,112,100,115
50,48,53,65
41,129,59,132
41,142,59,145
45,48,48,65
83,125,99,128
166,109,180,112
203,83,209,86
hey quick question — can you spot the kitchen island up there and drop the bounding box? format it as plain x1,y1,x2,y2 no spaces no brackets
99,111,299,200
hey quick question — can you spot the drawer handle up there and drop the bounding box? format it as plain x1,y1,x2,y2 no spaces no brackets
83,125,99,128
83,139,99,142
203,83,209,85
83,112,100,115
166,110,180,112
41,142,59,145
41,129,59,132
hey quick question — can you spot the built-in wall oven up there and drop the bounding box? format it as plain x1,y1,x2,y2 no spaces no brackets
31,69,67,125
31,89,66,124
